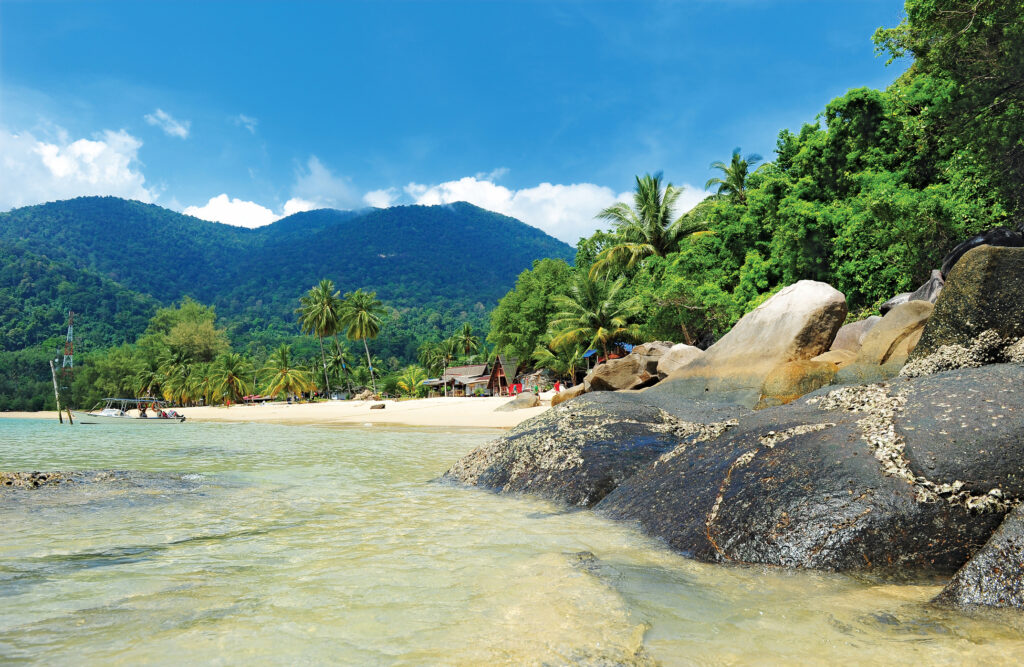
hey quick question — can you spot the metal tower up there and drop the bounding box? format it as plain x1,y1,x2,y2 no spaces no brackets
61,311,74,385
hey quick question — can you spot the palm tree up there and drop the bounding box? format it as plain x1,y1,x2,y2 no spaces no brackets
532,343,587,384
338,289,386,394
326,342,353,394
590,172,706,277
417,340,443,376
548,274,641,362
705,148,762,203
212,352,253,406
261,344,313,400
297,279,342,398
396,365,428,397
453,322,480,358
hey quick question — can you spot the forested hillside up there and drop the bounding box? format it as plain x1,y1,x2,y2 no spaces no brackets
0,199,574,408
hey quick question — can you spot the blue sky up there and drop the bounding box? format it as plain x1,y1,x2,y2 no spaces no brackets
0,1,907,242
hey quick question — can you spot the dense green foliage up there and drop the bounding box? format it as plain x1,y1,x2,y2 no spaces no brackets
490,0,1023,363
0,200,572,408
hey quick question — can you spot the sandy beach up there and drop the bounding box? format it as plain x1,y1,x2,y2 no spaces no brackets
1,397,548,429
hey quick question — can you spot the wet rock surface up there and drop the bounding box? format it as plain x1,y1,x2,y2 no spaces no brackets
444,391,745,507
1,471,73,489
934,503,1024,609
0,470,208,495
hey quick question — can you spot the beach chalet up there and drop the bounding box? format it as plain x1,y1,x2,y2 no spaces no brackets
422,364,491,397
487,355,520,396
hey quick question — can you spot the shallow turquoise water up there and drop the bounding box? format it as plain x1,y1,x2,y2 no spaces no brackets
2,418,1023,665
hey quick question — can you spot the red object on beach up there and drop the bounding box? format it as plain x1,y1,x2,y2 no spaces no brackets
554,381,561,392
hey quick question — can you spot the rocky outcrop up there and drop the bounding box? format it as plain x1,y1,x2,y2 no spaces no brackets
583,342,672,392
913,245,1024,358
656,343,704,377
449,364,1024,574
810,349,856,367
934,504,1024,609
836,301,933,385
1,471,72,489
898,330,1009,378
653,280,847,408
550,383,586,407
597,366,1024,572
829,316,881,353
879,270,945,315
756,360,838,408
495,393,540,411
353,389,375,401
445,391,746,507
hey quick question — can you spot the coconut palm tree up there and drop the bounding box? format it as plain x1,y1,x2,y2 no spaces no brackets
396,365,428,397
211,352,253,406
705,148,762,203
261,344,312,400
548,274,641,362
532,343,587,384
453,322,480,358
297,279,342,398
338,289,386,394
326,342,353,394
417,340,443,376
590,172,707,277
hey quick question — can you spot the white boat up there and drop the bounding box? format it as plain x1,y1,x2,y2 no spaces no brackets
73,398,186,423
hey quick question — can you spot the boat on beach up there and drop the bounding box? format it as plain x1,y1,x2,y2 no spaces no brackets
72,398,186,423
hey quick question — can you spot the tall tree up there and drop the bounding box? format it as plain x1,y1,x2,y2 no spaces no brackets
453,322,480,358
705,148,762,203
211,352,253,406
339,289,386,394
326,342,354,394
590,173,706,277
532,343,587,384
297,279,342,397
261,344,312,400
548,274,641,362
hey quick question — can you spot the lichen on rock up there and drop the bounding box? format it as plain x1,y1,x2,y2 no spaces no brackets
899,329,1010,378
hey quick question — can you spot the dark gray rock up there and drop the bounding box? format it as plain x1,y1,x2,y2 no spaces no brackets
878,271,945,315
444,391,746,507
598,372,1021,572
934,503,1024,609
370,403,385,409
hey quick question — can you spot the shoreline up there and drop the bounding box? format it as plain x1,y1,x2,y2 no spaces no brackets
0,396,548,430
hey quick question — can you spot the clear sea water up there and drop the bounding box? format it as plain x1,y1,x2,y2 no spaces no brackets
2,418,1023,665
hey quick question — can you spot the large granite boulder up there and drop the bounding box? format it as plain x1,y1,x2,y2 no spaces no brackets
652,281,847,408
756,360,838,408
830,316,882,353
934,503,1024,609
879,270,945,315
810,349,857,367
913,245,1024,358
656,343,704,378
444,391,746,507
836,301,933,385
596,365,1024,572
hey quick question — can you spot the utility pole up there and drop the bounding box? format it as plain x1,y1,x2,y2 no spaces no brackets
49,360,64,424
60,311,74,424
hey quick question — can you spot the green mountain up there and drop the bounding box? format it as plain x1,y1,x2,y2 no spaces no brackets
0,196,574,408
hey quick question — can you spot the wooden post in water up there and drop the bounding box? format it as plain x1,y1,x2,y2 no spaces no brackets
49,360,64,424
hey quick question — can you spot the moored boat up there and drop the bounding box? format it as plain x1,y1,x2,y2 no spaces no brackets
72,398,186,423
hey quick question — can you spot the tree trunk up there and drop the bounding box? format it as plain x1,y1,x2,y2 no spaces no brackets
318,335,331,398
362,338,377,394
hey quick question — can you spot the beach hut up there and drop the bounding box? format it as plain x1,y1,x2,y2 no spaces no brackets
487,355,519,396
444,364,488,397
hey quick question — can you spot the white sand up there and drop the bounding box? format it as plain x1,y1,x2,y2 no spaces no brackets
1,397,550,429
177,396,547,429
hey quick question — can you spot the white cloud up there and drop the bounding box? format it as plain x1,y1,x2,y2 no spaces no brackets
232,114,258,134
363,188,399,208
402,176,706,244
291,156,360,209
0,126,155,210
143,108,190,139
282,197,315,216
184,194,278,228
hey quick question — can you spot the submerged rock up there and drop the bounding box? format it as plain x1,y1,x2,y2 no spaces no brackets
934,503,1024,609
444,391,745,507
0,471,73,489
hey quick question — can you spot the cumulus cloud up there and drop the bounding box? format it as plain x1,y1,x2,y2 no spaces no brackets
363,188,399,208
143,108,190,139
232,114,258,134
404,175,710,243
291,156,360,209
0,126,155,210
183,194,278,228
